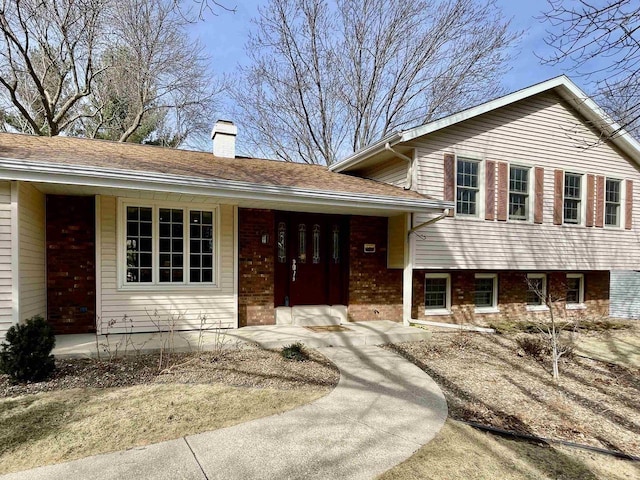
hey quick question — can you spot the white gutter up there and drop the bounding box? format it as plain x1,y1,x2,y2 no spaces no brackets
329,132,403,172
384,143,414,190
0,157,451,213
409,209,450,234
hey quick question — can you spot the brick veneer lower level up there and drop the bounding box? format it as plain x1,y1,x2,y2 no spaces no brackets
412,270,609,326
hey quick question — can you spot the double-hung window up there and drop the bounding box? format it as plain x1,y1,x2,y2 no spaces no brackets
456,158,480,216
509,166,530,221
526,273,547,308
605,178,621,227
475,274,498,312
124,202,216,287
563,173,582,224
424,274,451,314
566,274,585,307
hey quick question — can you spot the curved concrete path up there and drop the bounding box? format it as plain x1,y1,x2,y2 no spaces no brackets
2,346,448,480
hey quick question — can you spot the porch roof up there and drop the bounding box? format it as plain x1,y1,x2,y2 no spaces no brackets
0,133,451,215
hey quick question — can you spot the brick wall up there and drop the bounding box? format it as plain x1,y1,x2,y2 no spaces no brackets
46,195,96,334
348,216,403,321
413,270,610,326
238,208,275,326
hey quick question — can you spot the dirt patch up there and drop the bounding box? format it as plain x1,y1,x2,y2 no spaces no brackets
0,345,340,398
386,329,640,457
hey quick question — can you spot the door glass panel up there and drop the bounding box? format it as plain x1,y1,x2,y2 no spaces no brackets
277,222,287,263
312,224,321,264
298,224,306,263
332,224,340,264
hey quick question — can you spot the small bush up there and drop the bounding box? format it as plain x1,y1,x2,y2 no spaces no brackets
516,335,550,360
281,342,309,362
0,315,56,382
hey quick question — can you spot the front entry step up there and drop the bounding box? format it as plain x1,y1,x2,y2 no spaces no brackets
276,305,347,326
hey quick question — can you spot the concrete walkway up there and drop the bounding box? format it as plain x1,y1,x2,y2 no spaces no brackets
2,345,448,480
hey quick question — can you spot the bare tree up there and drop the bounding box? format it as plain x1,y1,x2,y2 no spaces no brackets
0,0,223,146
541,0,640,138
0,0,106,136
232,0,518,164
526,276,578,382
81,0,222,145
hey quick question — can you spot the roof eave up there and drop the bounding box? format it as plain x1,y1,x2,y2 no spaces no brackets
0,158,451,214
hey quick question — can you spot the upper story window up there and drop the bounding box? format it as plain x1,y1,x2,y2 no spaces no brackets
509,166,530,221
605,178,621,227
456,158,480,216
123,202,217,287
563,173,582,224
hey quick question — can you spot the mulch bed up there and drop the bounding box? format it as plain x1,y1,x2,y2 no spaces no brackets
386,330,640,457
0,346,340,398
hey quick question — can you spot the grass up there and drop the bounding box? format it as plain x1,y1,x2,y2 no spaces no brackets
0,382,327,474
380,420,640,480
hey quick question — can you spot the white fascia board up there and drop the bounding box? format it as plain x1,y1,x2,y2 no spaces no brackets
332,75,640,172
0,158,452,213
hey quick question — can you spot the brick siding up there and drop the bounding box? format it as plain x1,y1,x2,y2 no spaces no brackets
348,216,403,321
413,270,609,326
46,195,96,334
238,208,276,326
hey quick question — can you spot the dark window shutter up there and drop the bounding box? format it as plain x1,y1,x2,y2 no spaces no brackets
497,162,508,221
586,174,595,227
626,179,633,230
595,175,605,228
485,160,496,220
534,167,544,224
444,153,455,216
553,169,563,225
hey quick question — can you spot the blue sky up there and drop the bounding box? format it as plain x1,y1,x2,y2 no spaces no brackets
186,0,582,147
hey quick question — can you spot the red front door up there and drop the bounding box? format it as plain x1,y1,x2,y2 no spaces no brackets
274,212,348,307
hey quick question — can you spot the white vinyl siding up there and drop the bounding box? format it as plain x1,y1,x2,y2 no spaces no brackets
99,195,236,334
0,182,13,338
358,157,408,187
18,182,45,322
408,91,640,271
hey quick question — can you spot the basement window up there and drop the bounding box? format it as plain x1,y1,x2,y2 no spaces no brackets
424,273,451,315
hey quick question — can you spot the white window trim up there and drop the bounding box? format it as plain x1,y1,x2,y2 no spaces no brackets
508,163,534,223
455,154,485,220
474,273,499,314
566,273,586,309
117,198,221,291
604,177,624,229
424,273,451,316
562,171,587,226
526,273,549,311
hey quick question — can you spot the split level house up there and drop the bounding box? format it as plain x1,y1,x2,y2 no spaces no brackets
0,75,638,339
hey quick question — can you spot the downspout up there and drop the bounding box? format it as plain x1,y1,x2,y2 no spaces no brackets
402,208,450,326
384,142,414,190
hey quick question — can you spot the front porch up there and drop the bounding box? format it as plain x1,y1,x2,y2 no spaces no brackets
53,320,431,358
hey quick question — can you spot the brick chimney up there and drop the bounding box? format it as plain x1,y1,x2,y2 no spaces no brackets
211,120,237,158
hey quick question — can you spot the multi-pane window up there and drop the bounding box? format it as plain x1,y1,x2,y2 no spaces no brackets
566,274,584,305
189,210,214,283
564,173,582,224
475,274,497,308
456,158,479,215
605,179,621,227
526,274,547,306
124,204,215,286
126,207,153,283
425,274,450,311
509,166,529,220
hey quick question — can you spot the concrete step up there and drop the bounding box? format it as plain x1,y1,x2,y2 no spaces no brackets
275,305,347,326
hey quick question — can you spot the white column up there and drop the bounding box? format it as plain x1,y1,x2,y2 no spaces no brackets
402,212,413,326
